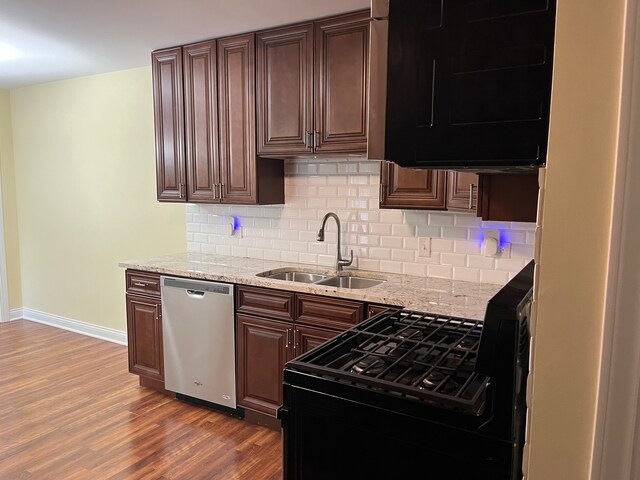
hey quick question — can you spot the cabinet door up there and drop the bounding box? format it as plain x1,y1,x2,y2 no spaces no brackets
446,171,478,212
236,314,292,416
314,12,369,154
217,33,257,204
380,162,447,209
294,324,342,359
126,294,163,381
183,41,219,203
152,47,186,201
257,24,314,156
477,173,538,222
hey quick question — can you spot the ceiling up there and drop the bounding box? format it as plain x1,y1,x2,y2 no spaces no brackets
0,0,369,89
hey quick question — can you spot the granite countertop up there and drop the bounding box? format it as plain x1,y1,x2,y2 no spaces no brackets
119,252,503,320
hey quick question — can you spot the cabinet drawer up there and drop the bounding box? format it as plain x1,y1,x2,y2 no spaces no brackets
126,271,161,297
236,286,295,322
297,294,364,329
366,304,394,319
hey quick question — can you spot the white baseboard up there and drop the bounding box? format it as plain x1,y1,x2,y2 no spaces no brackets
20,308,127,346
8,308,23,322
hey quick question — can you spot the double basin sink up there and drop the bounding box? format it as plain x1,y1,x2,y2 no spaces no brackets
257,269,385,290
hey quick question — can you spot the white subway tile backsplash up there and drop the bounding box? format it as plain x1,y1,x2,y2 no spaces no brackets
454,240,482,255
380,260,403,274
416,225,442,238
431,238,454,253
428,213,455,226
403,263,427,277
186,161,536,285
392,249,415,262
427,264,453,279
440,253,466,267
453,267,481,282
442,227,468,240
481,269,510,284
381,236,403,249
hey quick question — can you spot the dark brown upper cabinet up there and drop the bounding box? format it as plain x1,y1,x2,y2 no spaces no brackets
183,41,219,203
446,171,479,212
256,11,369,156
380,162,538,222
476,173,538,222
153,47,185,201
152,37,284,205
380,162,447,210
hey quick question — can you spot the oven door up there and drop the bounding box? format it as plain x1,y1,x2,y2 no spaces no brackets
282,382,513,480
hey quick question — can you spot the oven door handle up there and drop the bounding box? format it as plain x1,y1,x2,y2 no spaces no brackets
278,406,290,427
477,380,497,431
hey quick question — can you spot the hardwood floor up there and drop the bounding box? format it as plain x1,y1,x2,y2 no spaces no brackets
0,320,282,480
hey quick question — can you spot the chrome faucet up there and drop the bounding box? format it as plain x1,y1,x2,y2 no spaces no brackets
317,212,353,271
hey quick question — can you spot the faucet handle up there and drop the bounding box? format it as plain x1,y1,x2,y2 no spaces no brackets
339,250,354,268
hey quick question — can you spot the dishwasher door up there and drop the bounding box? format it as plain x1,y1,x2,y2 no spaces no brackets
161,276,236,409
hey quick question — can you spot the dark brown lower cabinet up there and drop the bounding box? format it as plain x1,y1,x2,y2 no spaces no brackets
126,293,163,382
235,285,394,428
235,314,342,418
236,314,291,417
295,323,342,357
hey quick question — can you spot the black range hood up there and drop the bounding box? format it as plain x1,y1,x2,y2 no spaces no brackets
368,0,557,171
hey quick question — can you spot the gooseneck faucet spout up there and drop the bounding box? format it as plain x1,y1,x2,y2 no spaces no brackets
317,212,353,271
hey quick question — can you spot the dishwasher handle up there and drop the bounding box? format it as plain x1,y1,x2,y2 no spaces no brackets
186,289,205,298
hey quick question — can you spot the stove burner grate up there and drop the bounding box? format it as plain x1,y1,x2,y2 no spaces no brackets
297,309,490,414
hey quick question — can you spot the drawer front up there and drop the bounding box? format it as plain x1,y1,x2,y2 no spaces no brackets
297,294,364,329
236,286,295,322
366,304,396,319
126,271,161,297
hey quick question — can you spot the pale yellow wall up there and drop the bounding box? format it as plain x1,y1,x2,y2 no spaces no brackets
528,0,625,478
0,89,22,311
10,66,185,331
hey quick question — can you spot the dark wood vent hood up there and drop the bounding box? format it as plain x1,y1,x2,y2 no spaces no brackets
368,0,557,172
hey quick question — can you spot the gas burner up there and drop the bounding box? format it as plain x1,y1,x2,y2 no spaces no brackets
420,370,446,389
350,357,386,375
455,337,476,350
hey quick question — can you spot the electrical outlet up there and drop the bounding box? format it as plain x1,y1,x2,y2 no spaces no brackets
418,237,431,258
483,230,500,257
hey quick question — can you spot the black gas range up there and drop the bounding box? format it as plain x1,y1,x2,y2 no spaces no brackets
281,261,534,480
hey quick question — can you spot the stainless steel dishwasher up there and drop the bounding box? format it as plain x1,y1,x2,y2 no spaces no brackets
161,276,236,409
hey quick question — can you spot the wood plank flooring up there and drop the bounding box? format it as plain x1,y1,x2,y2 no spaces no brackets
0,320,282,480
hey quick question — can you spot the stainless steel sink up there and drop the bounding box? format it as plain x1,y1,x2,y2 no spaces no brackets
262,271,329,283
315,276,385,289
256,269,386,290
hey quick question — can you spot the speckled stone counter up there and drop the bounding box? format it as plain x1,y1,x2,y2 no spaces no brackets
119,252,503,320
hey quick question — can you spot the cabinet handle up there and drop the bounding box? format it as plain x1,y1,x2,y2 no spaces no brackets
469,184,476,210
304,131,311,149
220,184,224,199
285,329,291,348
212,183,218,199
180,183,185,198
379,183,384,203
369,308,374,318
314,131,320,151
133,282,147,287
